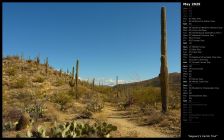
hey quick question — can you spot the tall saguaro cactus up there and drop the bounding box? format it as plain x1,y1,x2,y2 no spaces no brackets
160,7,169,113
75,59,79,99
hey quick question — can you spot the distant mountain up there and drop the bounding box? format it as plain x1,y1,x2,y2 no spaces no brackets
114,72,181,92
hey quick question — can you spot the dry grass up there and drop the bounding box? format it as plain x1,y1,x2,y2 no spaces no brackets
7,67,17,76
2,56,180,138
32,75,45,83
11,77,28,88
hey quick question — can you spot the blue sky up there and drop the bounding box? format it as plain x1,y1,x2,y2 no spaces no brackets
3,2,180,86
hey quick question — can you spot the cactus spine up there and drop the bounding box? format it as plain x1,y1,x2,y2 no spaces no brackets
75,59,79,99
160,7,169,113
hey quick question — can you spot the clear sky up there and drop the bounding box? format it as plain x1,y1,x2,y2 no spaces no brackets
3,2,180,86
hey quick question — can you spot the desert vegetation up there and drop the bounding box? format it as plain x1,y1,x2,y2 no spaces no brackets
2,7,180,138
2,56,180,138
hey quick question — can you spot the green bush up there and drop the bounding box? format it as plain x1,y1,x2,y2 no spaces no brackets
32,76,45,83
25,102,47,121
86,98,104,112
54,78,65,86
27,120,117,138
51,92,72,111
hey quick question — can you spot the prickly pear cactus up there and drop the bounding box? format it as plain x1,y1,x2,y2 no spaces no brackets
27,120,117,138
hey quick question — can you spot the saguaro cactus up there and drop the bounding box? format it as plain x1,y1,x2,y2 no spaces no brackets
116,76,119,98
160,7,169,113
59,69,62,77
75,59,79,99
92,78,95,90
36,55,40,64
45,57,48,76
67,69,69,75
69,66,75,90
71,66,75,80
20,53,24,61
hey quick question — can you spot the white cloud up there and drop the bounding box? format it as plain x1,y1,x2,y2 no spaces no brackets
79,77,139,86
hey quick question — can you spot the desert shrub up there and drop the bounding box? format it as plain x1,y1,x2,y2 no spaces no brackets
133,87,161,106
12,77,28,88
15,92,29,100
86,98,104,112
2,86,8,101
13,90,34,102
27,120,117,138
27,59,32,63
7,67,17,76
27,125,49,138
168,91,180,109
118,98,134,110
51,92,72,111
158,119,170,127
142,112,163,125
67,89,75,97
25,102,47,121
32,76,45,83
5,109,23,122
77,86,89,96
7,55,20,60
139,104,157,115
43,104,60,122
54,78,65,86
75,110,93,119
33,89,46,100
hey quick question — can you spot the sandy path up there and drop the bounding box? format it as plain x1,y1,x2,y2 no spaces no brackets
93,103,168,138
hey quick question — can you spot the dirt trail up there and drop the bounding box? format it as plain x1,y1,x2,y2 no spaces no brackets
93,103,169,138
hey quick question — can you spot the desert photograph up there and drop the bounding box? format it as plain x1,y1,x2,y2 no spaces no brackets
2,3,181,138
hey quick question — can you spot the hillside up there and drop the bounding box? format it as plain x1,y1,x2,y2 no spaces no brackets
124,72,180,87
2,56,180,138
114,72,180,92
